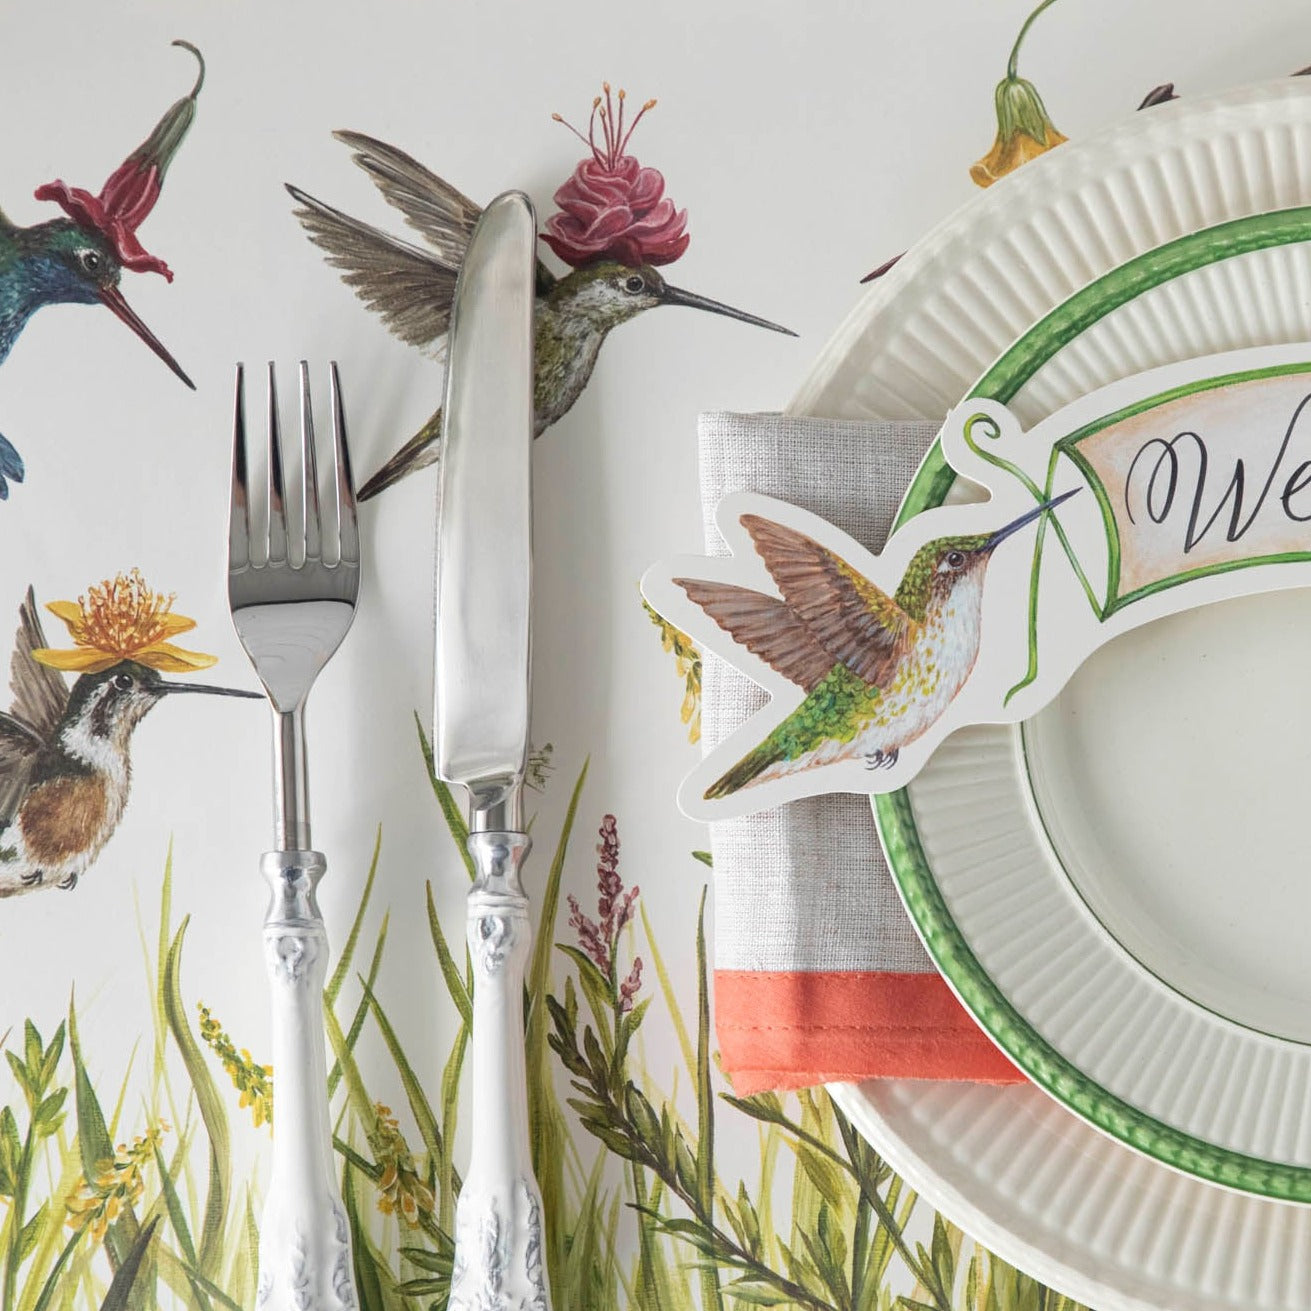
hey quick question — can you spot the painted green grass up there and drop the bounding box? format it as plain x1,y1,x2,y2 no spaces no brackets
0,729,1086,1311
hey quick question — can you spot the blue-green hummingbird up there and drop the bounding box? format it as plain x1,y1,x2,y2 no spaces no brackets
0,42,202,498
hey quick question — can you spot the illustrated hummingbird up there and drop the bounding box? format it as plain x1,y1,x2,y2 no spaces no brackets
0,42,202,497
0,584,259,898
287,87,795,501
676,491,1078,800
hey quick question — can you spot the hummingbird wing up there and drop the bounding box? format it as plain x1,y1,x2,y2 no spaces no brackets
333,131,481,267
334,131,558,294
0,713,42,830
672,579,835,691
740,514,915,688
10,587,67,743
286,183,459,354
0,588,60,830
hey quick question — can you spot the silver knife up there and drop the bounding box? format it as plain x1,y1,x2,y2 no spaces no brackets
433,191,551,1311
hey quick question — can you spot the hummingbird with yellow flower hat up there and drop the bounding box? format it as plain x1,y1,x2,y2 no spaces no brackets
0,42,202,498
0,573,258,897
287,83,795,501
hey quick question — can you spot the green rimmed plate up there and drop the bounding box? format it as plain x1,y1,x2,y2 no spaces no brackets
789,76,1311,1310
879,206,1311,1202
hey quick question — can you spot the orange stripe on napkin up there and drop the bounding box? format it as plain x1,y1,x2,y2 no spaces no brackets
715,970,1025,1094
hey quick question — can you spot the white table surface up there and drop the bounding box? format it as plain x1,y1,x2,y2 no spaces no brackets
1,2,1307,1307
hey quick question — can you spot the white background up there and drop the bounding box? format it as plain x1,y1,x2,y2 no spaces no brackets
1,0,1309,1301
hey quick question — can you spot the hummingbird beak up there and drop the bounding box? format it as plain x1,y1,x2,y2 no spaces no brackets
158,681,263,700
97,285,196,390
983,487,1080,552
659,284,797,336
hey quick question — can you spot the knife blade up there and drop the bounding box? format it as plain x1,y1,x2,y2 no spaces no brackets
432,190,553,1311
433,190,536,832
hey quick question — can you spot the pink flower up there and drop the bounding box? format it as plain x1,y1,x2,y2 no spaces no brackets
35,43,204,281
568,893,610,974
568,814,642,1013
542,85,689,269
619,958,643,1014
35,166,171,280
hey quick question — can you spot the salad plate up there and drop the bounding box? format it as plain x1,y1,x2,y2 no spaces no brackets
790,76,1311,1309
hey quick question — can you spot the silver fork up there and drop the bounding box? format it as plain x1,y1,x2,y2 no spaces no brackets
228,361,361,1311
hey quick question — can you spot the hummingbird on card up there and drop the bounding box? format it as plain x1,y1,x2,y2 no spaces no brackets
287,85,795,501
0,578,258,898
675,491,1077,800
0,42,202,497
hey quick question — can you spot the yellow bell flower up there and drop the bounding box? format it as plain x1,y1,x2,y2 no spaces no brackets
971,0,1067,188
31,568,217,674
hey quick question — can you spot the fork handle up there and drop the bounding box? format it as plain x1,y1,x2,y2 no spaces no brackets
256,850,358,1311
449,830,552,1311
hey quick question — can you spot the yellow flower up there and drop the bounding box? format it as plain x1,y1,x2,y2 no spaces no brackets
369,1103,435,1227
971,77,1067,188
643,598,702,745
199,1003,273,1130
66,1123,169,1241
31,568,217,674
970,0,1067,188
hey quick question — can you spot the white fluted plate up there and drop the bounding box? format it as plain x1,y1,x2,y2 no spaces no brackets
790,76,1311,1310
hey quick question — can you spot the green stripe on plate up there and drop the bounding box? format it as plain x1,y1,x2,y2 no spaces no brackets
875,204,1311,1202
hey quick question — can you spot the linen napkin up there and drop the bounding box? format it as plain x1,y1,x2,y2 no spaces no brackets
698,411,1023,1094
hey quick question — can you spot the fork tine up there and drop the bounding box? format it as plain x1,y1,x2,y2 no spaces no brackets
229,365,251,571
298,361,322,563
267,362,289,566
330,362,360,566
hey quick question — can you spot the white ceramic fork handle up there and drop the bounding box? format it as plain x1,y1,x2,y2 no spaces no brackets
449,830,551,1311
256,850,358,1310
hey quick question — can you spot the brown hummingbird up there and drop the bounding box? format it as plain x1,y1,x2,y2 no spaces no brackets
287,87,795,501
0,578,259,897
676,491,1077,799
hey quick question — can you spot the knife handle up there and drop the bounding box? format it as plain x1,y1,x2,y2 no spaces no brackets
257,850,358,1311
450,829,552,1311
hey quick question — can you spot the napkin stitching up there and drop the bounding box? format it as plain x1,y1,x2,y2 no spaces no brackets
718,1022,976,1033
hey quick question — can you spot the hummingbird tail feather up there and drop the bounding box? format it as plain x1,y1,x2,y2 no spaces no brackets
358,410,443,501
704,739,785,801
0,433,24,500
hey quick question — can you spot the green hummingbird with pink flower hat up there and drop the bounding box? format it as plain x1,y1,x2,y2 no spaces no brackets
288,83,796,501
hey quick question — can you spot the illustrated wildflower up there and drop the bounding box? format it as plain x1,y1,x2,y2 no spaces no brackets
34,41,204,281
971,0,1067,188
544,83,690,268
368,1103,434,1226
31,568,218,674
618,957,644,1014
66,1123,168,1241
569,814,643,1010
644,598,702,744
198,1003,273,1129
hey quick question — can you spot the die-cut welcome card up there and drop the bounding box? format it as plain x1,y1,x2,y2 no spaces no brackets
643,342,1311,820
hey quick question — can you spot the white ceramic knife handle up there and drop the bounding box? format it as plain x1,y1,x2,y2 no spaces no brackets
449,830,552,1311
256,850,358,1310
